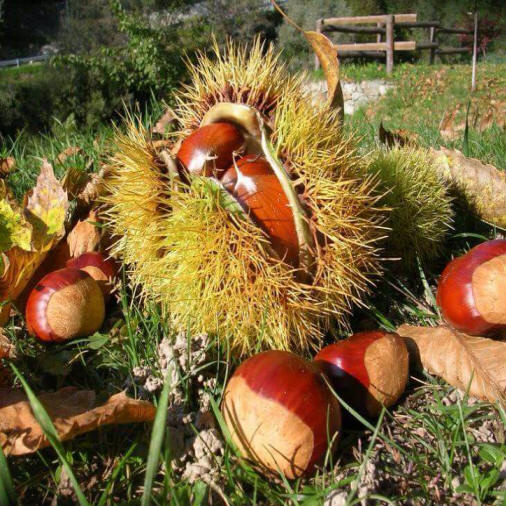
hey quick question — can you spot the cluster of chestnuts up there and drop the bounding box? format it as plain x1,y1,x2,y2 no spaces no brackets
222,330,409,479
176,122,299,265
220,239,506,479
25,252,117,343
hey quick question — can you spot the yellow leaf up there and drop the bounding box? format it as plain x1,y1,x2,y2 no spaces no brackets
0,161,69,325
25,160,68,249
397,324,506,406
0,388,156,456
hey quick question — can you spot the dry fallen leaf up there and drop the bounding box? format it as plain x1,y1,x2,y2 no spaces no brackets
56,146,83,165
0,328,15,386
397,324,506,406
431,147,506,228
0,157,15,178
67,210,102,258
153,108,177,135
0,161,68,325
271,0,344,122
0,387,156,456
378,122,416,148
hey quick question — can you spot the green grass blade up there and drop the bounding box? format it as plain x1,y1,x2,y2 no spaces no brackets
462,100,471,157
10,364,90,506
97,443,137,506
0,445,16,506
141,373,172,506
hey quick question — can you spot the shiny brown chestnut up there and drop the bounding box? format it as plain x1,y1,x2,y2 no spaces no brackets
222,155,299,266
436,239,506,336
176,122,244,178
25,268,105,343
222,350,341,479
314,330,409,417
66,252,118,300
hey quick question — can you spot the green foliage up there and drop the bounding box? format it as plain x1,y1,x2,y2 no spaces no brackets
0,0,203,137
200,0,281,46
55,0,195,108
368,146,454,269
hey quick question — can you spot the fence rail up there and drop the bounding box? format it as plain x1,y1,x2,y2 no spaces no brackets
315,13,473,74
0,54,49,69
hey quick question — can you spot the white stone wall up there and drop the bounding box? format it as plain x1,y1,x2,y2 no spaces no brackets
305,79,394,115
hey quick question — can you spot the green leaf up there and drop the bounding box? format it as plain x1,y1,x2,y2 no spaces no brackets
141,372,172,506
191,481,208,506
478,444,505,466
10,364,90,506
0,445,16,505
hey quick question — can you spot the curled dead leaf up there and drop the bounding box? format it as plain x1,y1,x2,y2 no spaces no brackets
397,324,506,407
0,329,15,386
0,157,15,177
56,146,83,165
67,210,102,258
153,108,177,135
379,122,417,148
0,387,156,456
431,147,506,229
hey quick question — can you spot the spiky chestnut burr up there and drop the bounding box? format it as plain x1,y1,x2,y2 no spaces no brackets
436,239,506,336
222,350,341,479
222,155,299,266
66,252,118,300
367,146,453,270
26,268,105,343
314,331,409,417
104,39,385,354
176,122,244,178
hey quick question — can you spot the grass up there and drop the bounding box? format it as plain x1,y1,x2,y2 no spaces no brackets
1,59,506,504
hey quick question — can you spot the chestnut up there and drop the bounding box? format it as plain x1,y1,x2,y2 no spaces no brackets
176,122,244,178
66,252,118,300
222,155,299,266
25,268,105,343
436,239,506,336
314,330,409,417
222,350,341,479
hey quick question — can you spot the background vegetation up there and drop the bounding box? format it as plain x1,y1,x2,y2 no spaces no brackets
0,0,505,138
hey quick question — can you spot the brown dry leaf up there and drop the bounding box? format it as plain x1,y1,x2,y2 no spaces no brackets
0,387,156,456
431,147,506,228
67,210,101,257
304,31,344,117
56,146,83,165
271,0,344,122
378,122,416,148
153,108,177,135
0,329,15,386
0,157,15,177
397,324,506,406
0,161,68,325
0,329,15,359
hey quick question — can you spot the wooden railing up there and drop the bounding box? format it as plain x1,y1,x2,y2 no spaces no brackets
315,14,473,74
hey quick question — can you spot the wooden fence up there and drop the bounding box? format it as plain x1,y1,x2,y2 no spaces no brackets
315,14,473,74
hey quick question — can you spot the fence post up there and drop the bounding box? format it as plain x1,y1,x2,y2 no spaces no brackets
429,26,436,64
315,19,323,71
385,15,394,75
376,22,382,43
471,11,478,92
